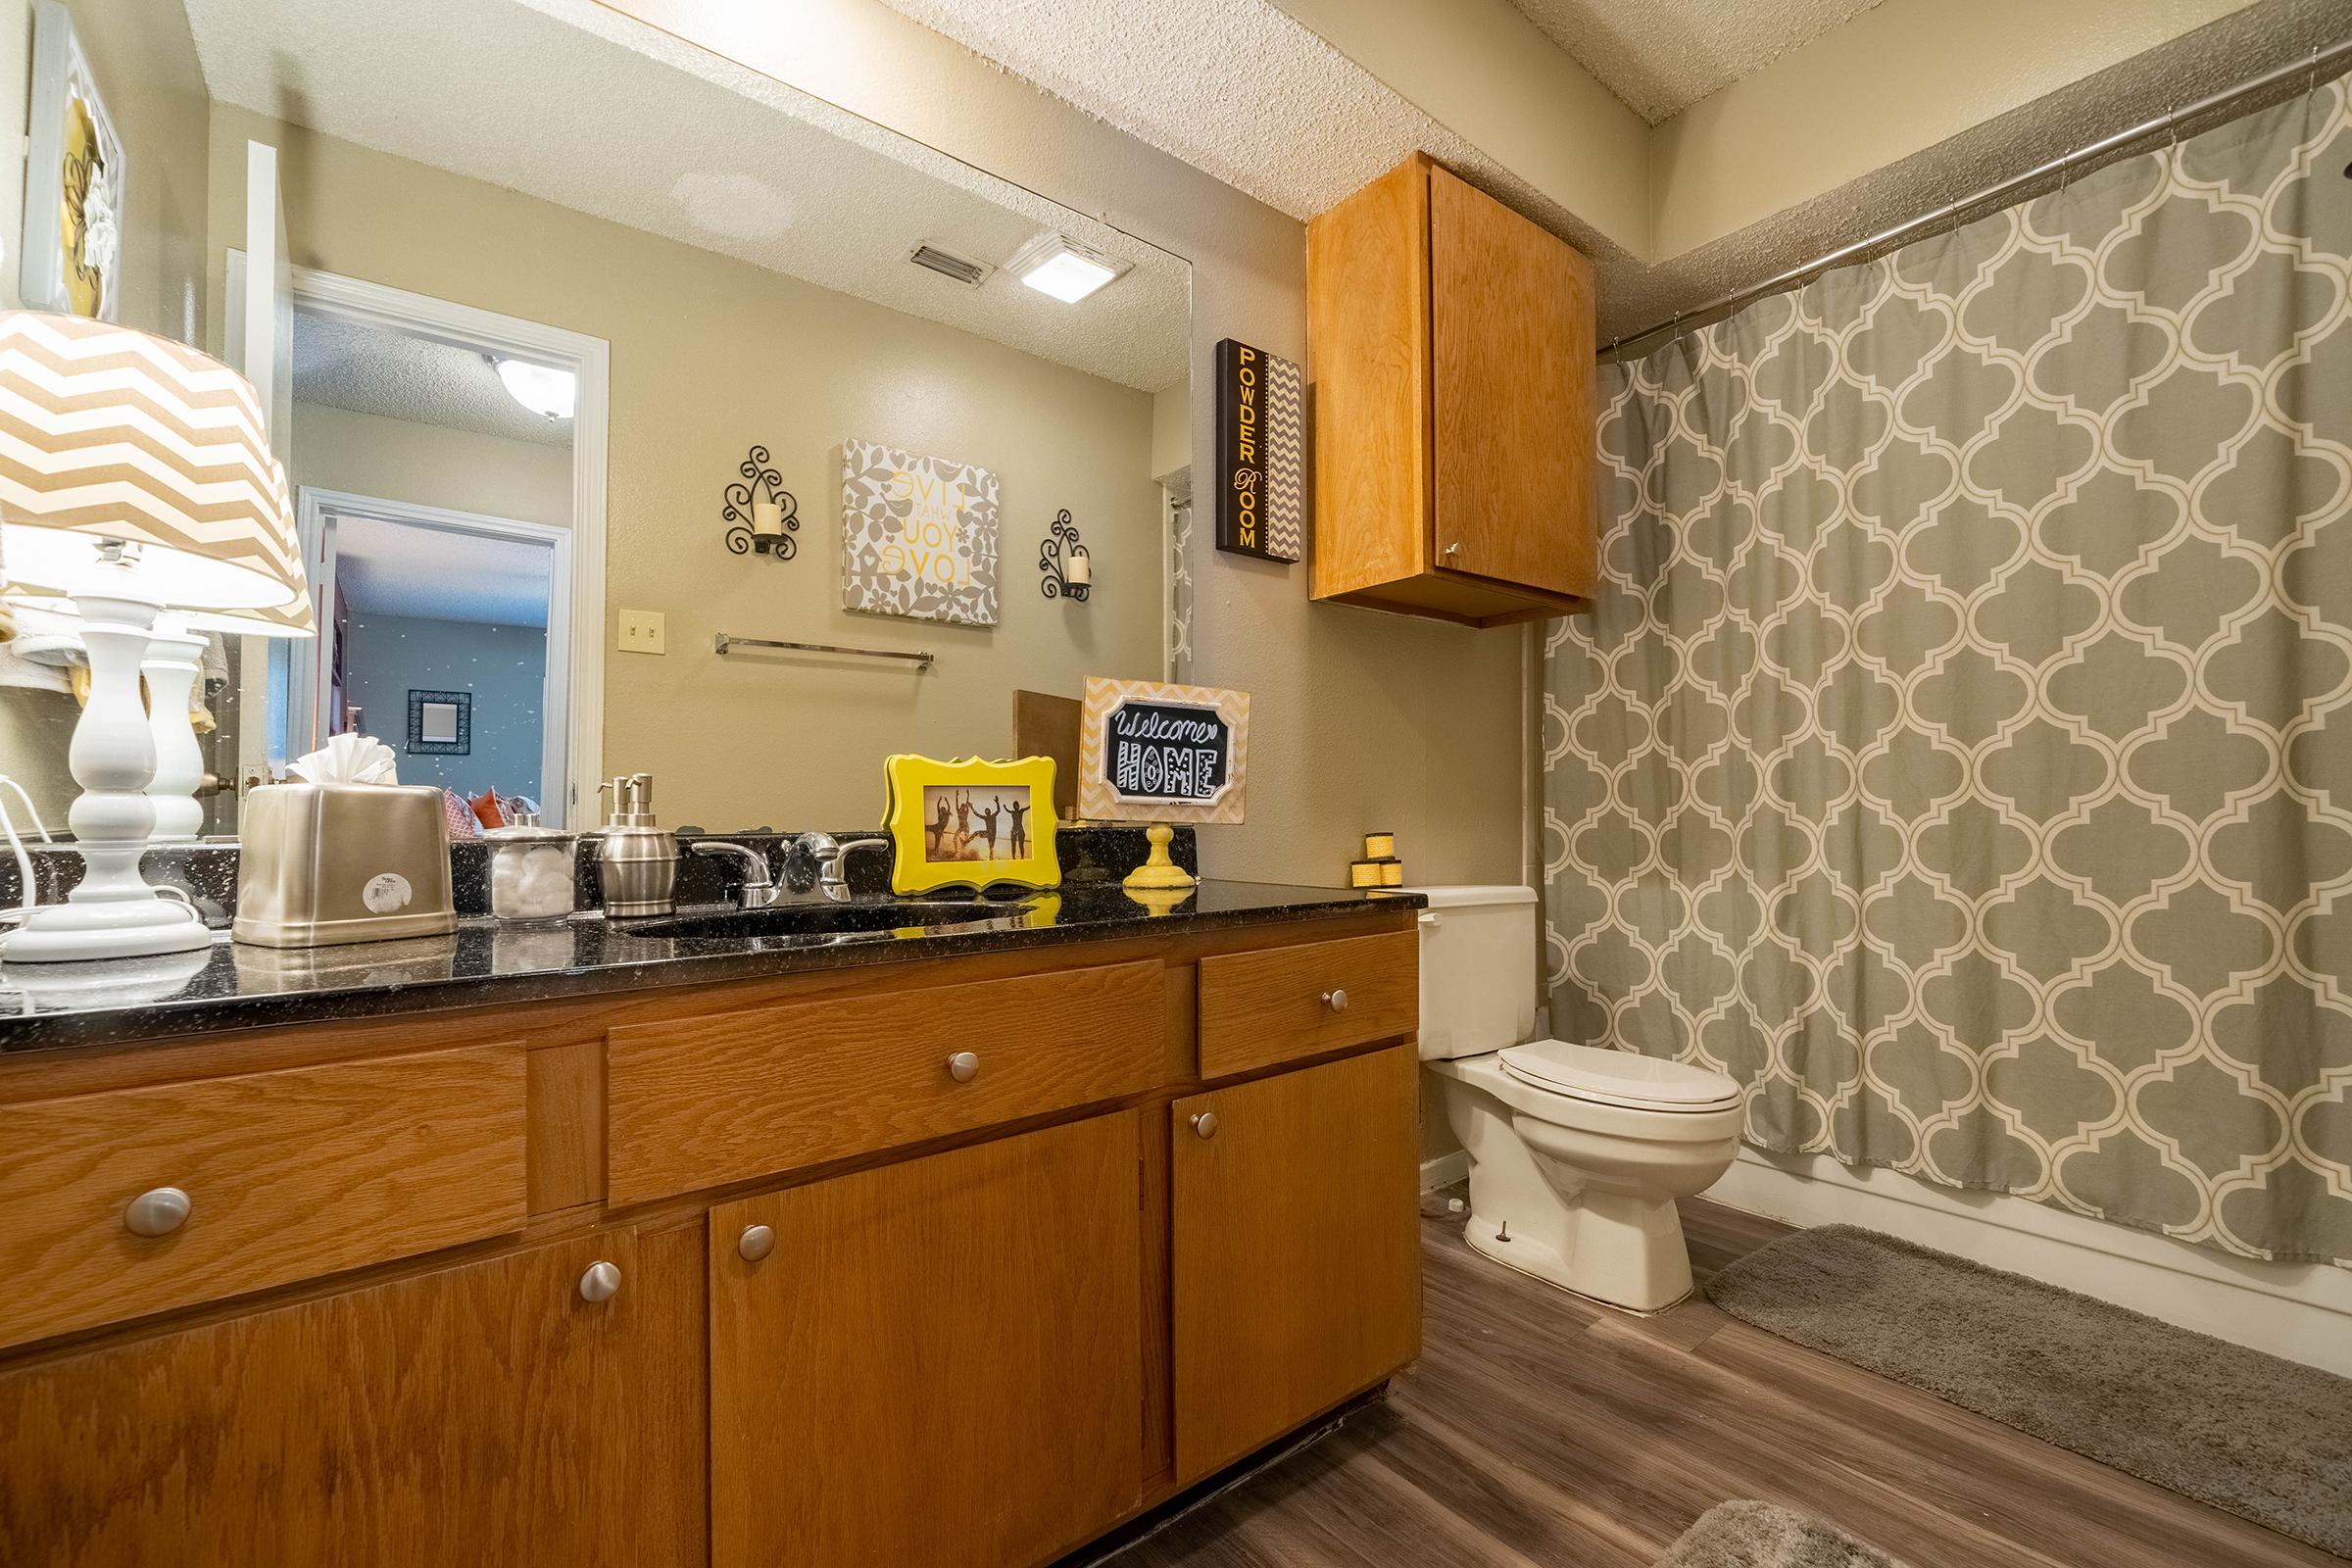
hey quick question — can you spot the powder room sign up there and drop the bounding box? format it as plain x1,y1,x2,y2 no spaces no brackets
1077,676,1250,825
841,439,1001,626
1212,338,1302,564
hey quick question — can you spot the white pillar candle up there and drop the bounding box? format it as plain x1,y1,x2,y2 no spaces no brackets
1064,549,1092,586
752,499,784,537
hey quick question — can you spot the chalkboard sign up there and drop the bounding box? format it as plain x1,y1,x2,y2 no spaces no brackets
1078,677,1251,826
1104,699,1231,804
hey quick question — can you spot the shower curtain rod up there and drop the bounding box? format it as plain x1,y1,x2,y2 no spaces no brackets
1606,35,2352,361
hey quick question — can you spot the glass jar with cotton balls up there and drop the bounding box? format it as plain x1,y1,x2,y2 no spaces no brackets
483,826,578,921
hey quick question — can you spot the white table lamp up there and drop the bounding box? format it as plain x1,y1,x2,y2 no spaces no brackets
0,311,311,962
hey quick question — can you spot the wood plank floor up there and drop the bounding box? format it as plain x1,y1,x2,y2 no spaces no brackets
1101,1194,2340,1568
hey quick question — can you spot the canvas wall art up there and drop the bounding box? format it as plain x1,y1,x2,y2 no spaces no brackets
841,439,1001,626
21,1,124,321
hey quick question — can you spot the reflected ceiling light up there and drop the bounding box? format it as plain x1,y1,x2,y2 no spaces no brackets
1007,233,1127,304
491,356,575,421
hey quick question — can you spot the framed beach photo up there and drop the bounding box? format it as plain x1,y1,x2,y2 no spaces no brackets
882,754,1059,895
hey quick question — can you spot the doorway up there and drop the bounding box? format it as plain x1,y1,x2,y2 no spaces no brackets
245,266,609,828
296,492,574,817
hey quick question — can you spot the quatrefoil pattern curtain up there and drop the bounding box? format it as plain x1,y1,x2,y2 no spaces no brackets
1543,73,2352,1265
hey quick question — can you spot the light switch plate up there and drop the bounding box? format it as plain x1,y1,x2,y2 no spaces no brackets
617,610,666,655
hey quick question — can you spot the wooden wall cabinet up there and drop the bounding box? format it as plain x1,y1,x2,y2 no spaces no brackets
1307,151,1597,626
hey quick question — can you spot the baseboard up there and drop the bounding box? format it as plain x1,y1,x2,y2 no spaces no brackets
1704,1147,2352,1377
1420,1150,1468,1193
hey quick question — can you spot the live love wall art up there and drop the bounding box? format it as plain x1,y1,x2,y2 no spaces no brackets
841,439,1002,626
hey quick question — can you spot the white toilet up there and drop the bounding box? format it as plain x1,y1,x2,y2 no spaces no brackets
1417,886,1745,1313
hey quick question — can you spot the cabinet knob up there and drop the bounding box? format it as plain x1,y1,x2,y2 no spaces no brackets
578,1260,622,1303
1191,1111,1219,1140
123,1187,191,1238
1444,542,1461,559
947,1051,980,1083
1322,988,1350,1013
738,1223,776,1263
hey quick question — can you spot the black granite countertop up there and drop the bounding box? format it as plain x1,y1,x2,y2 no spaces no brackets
0,881,1424,1054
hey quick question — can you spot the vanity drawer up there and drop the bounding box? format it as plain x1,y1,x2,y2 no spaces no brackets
1198,929,1418,1079
0,1043,527,1350
606,959,1165,1204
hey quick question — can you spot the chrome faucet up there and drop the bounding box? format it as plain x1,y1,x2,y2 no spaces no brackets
688,841,783,909
788,832,893,900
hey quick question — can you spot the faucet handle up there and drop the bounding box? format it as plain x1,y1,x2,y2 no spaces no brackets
782,832,836,894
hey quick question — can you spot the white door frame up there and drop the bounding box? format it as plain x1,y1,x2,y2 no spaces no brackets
297,488,576,822
277,263,609,826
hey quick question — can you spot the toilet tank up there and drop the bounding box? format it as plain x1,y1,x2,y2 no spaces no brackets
1412,885,1539,1062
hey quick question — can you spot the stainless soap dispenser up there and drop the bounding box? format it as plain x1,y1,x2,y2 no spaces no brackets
594,772,679,916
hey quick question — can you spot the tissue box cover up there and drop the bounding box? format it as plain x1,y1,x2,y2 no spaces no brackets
232,783,458,949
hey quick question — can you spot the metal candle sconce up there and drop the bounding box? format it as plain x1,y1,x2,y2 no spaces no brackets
1039,509,1092,602
723,445,800,561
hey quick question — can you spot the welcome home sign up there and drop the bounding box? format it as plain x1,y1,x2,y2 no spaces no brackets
1213,338,1302,564
1077,676,1250,826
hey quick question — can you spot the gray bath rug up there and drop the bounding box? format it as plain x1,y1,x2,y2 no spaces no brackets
1705,1225,2352,1558
1654,1501,1902,1568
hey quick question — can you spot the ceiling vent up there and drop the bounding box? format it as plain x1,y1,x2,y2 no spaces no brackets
907,244,991,286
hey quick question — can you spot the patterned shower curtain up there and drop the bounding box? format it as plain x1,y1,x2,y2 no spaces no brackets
1543,73,2352,1266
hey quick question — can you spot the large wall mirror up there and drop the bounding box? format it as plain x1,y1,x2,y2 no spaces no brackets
0,0,1191,837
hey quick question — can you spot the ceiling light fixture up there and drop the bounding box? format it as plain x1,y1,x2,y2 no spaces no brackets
490,356,576,421
1007,233,1127,304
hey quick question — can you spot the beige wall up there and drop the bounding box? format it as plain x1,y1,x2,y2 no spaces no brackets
59,0,210,340
1648,0,2256,260
1151,381,1189,488
290,405,571,531
622,0,1531,889
211,105,1165,834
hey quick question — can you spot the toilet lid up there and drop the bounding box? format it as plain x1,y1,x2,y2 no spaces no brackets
1498,1039,1743,1110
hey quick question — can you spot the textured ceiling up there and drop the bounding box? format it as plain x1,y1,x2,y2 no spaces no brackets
1503,0,1884,122
294,312,572,448
874,0,2341,339
333,513,555,629
182,0,1190,392
873,0,1642,280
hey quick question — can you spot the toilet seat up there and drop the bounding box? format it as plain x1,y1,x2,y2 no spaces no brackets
1498,1039,1742,1113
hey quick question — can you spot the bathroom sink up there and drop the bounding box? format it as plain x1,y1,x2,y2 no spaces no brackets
620,899,1014,941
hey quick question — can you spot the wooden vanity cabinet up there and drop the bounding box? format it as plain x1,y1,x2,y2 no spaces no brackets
0,907,1422,1568
1307,150,1596,626
1169,1042,1423,1483
0,1224,702,1568
709,1113,1144,1568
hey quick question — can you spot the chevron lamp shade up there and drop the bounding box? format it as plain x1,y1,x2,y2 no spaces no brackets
0,311,310,634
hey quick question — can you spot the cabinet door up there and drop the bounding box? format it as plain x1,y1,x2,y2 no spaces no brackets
0,1226,701,1568
1171,1043,1422,1483
711,1114,1143,1568
1428,161,1596,602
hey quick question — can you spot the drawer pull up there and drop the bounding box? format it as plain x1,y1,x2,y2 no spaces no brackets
946,1051,981,1083
578,1260,622,1303
1322,988,1350,1013
123,1187,191,1238
738,1223,776,1263
1191,1111,1219,1140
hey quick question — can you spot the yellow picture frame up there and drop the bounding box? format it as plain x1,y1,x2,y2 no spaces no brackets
881,754,1060,895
